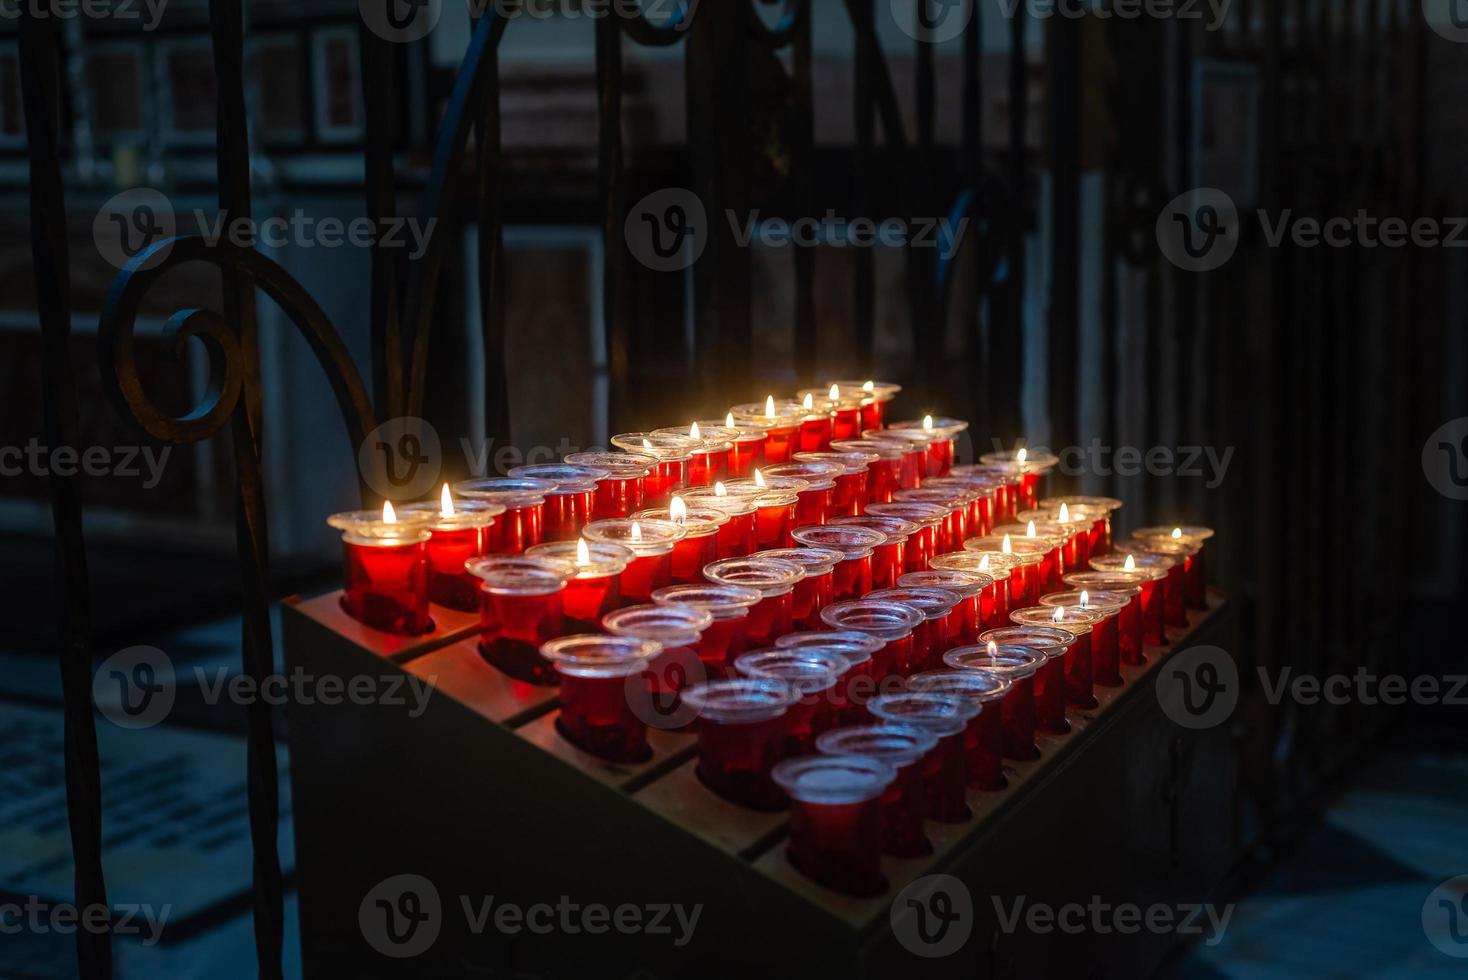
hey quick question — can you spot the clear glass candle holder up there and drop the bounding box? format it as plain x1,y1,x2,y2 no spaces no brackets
900,569,993,646
524,539,632,631
796,386,866,443
927,476,999,538
651,582,763,676
327,509,435,635
1133,525,1214,609
790,524,885,602
729,399,805,465
992,524,1068,593
582,517,686,606
794,449,877,517
1041,494,1124,554
830,514,915,589
718,483,802,550
633,502,727,584
467,556,575,685
678,484,761,558
944,643,1045,761
702,556,806,647
907,669,1013,790
952,463,1026,522
964,537,1048,607
604,604,714,731
1040,589,1130,689
815,724,934,858
819,598,926,682
980,624,1076,735
1064,571,1146,668
867,692,977,823
894,487,970,552
865,586,962,675
763,461,841,526
930,551,1018,632
612,433,699,506
1090,552,1173,647
542,634,661,763
752,546,842,630
979,448,1061,511
770,754,896,897
826,379,902,431
1011,605,1104,710
830,438,905,504
1016,506,1093,573
453,476,556,554
507,462,611,542
653,425,736,487
696,417,770,478
563,451,657,520
865,501,947,571
681,678,797,810
862,430,930,490
1134,538,1200,625
397,498,504,612
734,649,848,755
774,631,884,722
888,417,970,477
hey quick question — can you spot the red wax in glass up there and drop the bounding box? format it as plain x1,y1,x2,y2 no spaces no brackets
877,762,930,855
830,471,866,517
785,795,883,895
791,570,834,630
423,527,486,611
592,475,645,519
688,449,726,487
920,733,970,822
899,448,926,489
644,458,689,505
927,439,954,477
861,399,885,431
779,687,836,755
904,524,938,570
1020,471,1040,511
698,615,748,673
831,555,874,602
561,574,620,631
542,489,596,542
715,512,758,558
744,592,794,646
1091,614,1121,686
980,580,1009,630
876,634,913,680
1163,563,1187,627
695,713,789,810
966,705,1005,789
341,540,432,634
794,486,834,526
866,458,899,504
797,415,834,453
831,405,862,441
670,533,718,584
1140,578,1165,646
1064,632,1096,708
618,553,672,605
1119,595,1144,664
1039,546,1063,594
871,540,905,589
725,438,762,478
1185,551,1207,609
479,590,565,685
556,669,650,762
761,423,799,464
1034,655,1070,734
486,503,544,554
1000,677,1039,759
754,501,797,549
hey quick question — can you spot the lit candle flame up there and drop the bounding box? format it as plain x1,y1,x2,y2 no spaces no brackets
575,537,591,567
642,438,654,451
1172,526,1183,540
1026,520,1037,538
1053,605,1065,623
923,414,934,431
764,395,776,419
630,521,643,543
1059,502,1070,523
1001,533,1012,554
670,495,688,523
440,483,454,518
1123,554,1136,572
1017,447,1028,464
725,411,736,428
382,500,397,524
753,468,766,488
714,481,728,497
1080,589,1090,607
689,421,701,440
802,392,814,410
987,639,998,664
828,383,840,401
978,553,991,571
862,380,875,392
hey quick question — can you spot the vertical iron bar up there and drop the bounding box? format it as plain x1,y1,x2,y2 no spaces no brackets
597,14,626,430
793,1,816,382
476,34,510,450
360,22,403,419
852,0,876,377
961,0,987,436
993,1,1027,442
1045,16,1080,452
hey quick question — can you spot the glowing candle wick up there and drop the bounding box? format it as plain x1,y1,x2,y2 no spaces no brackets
439,483,454,518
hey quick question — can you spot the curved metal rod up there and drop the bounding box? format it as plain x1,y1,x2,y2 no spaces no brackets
99,235,377,494
747,0,800,47
619,0,701,46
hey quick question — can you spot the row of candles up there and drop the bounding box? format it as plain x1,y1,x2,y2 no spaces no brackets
326,380,1215,898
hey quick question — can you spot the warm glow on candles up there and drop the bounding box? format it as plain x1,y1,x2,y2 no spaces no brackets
828,383,840,401
642,438,654,451
765,395,776,419
1026,520,1037,538
383,500,397,524
978,553,991,571
714,481,729,497
1059,502,1071,523
725,411,736,428
753,468,766,488
923,414,934,431
1001,533,1013,554
1017,447,1028,464
575,537,591,567
862,380,875,392
440,483,454,518
802,392,815,410
689,421,702,440
1123,554,1136,572
987,638,998,665
1080,590,1091,607
670,495,688,523
1172,526,1183,540
630,521,643,544
1052,605,1065,623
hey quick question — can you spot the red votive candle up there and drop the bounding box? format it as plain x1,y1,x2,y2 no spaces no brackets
944,643,1045,761
681,678,797,810
1042,494,1124,554
980,448,1060,512
604,603,714,729
752,547,841,630
698,416,770,478
868,692,977,823
830,514,914,589
930,550,1020,631
865,586,962,675
907,669,1013,790
730,398,804,465
819,599,925,683
927,475,1000,538
1091,552,1173,647
399,494,504,612
827,379,902,432
775,631,884,722
831,439,905,504
792,392,836,453
735,649,847,754
1017,507,1093,573
800,385,867,442
1013,605,1104,710
654,424,736,487
771,754,896,897
1041,589,1130,690
542,634,661,763
863,431,929,490
1064,572,1145,671
816,724,935,857
611,432,697,505
1136,538,1200,625
790,524,885,602
703,556,805,647
764,461,842,526
327,506,434,634
964,536,1048,606
564,451,657,519
981,625,1076,735
887,416,969,478
454,476,556,554
952,464,1025,522
653,583,763,676
865,502,946,571
894,487,971,551
1133,525,1214,610
633,500,727,584
993,524,1067,593
724,479,801,549
467,556,574,685
525,538,632,631
900,569,992,645
509,463,611,542
795,450,876,517
678,484,761,558
582,517,685,606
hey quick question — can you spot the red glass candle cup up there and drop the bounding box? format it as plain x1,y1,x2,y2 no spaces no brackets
1133,525,1214,610
454,477,556,554
720,483,801,550
1064,572,1145,670
1012,605,1103,710
951,463,1026,522
582,517,686,605
797,386,866,443
907,669,1013,790
929,551,1017,632
507,462,612,542
1040,590,1130,691
734,649,847,754
795,450,877,517
563,451,656,519
819,599,925,683
900,569,993,645
866,502,947,571
980,448,1060,511
864,586,962,674
1091,552,1172,647
696,417,770,478
604,604,714,729
790,524,885,602
397,499,504,612
610,433,697,505
467,557,574,685
702,556,805,647
652,583,762,676
816,724,935,857
1135,538,1198,626
752,547,841,630
927,476,1000,538
831,439,905,504
678,485,761,558
992,524,1067,593
524,539,632,630
888,417,969,478
1042,494,1124,555
944,644,1045,761
654,425,735,487
830,514,914,589
868,692,976,822
542,634,661,763
1017,507,1093,573
827,379,902,432
964,537,1048,607
774,631,884,721
730,399,805,465
771,754,896,896
791,396,836,453
681,678,797,810
863,430,930,490
894,487,971,551
327,509,434,634
981,625,1076,735
764,461,841,526
632,503,727,584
